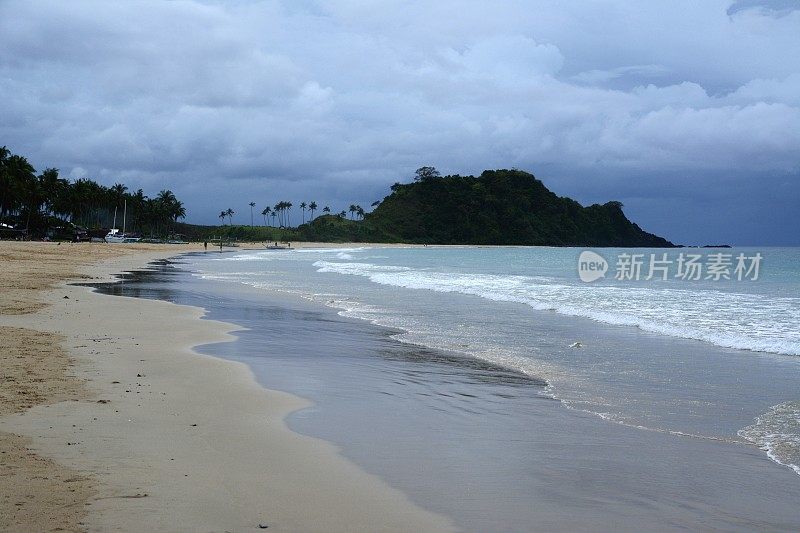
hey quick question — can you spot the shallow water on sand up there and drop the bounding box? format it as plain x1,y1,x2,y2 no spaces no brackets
90,257,800,532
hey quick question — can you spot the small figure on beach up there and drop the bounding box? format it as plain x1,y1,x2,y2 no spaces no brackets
203,241,208,251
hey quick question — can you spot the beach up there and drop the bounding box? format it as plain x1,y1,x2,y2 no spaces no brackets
3,242,800,532
100,249,800,531
0,242,453,532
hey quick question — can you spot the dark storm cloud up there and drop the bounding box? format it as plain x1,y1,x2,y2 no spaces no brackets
1,0,798,244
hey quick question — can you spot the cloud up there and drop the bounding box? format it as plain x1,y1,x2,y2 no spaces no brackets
0,0,798,244
572,65,671,86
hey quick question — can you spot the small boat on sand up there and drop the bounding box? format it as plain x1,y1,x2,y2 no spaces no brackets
264,242,292,250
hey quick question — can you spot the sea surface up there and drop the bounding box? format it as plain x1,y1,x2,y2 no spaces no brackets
193,246,800,476
93,246,800,531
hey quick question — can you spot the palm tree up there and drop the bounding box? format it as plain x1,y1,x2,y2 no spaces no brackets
219,211,227,225
150,190,184,234
261,206,270,226
249,202,256,227
128,189,147,232
225,208,234,225
323,206,330,215
339,210,347,218
285,201,293,227
309,201,317,220
349,204,357,220
271,210,277,226
300,202,307,224
38,168,67,217
356,205,365,220
0,146,10,217
110,183,127,207
274,203,282,226
3,154,39,231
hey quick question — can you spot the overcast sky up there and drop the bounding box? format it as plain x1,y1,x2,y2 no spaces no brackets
1,0,798,244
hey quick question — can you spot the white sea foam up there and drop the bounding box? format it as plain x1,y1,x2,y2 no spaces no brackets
739,401,800,476
218,247,367,262
312,260,800,356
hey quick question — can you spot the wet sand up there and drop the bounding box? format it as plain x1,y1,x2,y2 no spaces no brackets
0,242,453,532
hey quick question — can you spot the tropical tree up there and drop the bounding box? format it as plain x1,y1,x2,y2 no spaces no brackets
219,211,227,225
110,183,127,207
38,168,68,218
155,190,184,221
322,205,330,214
261,206,270,226
128,189,147,232
309,201,317,220
339,210,347,218
249,201,256,227
0,146,190,238
225,208,234,225
3,154,39,230
356,205,365,220
300,201,307,224
414,166,440,182
0,146,10,217
271,210,277,226
348,204,357,220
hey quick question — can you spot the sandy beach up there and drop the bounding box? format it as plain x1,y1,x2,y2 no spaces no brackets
0,241,453,532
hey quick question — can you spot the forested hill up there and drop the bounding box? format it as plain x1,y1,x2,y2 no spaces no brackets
358,169,673,246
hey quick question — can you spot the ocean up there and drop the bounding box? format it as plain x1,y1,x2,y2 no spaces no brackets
96,246,800,530
193,246,800,477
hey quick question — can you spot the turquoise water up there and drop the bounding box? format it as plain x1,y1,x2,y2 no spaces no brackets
191,246,800,476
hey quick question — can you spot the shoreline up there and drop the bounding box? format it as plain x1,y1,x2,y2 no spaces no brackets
123,249,800,531
0,242,454,532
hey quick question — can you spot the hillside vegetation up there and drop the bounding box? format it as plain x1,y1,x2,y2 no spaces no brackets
290,169,673,246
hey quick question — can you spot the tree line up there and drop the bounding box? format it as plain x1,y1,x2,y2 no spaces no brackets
0,146,186,237
220,200,371,229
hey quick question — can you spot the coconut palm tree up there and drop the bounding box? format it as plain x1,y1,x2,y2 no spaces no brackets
309,201,317,220
356,205,365,220
323,206,330,214
261,206,271,226
2,153,36,220
127,189,147,232
110,183,127,207
0,146,10,217
249,202,256,227
38,168,68,217
225,208,234,225
348,204,357,220
219,211,227,225
300,202,307,224
271,210,277,226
